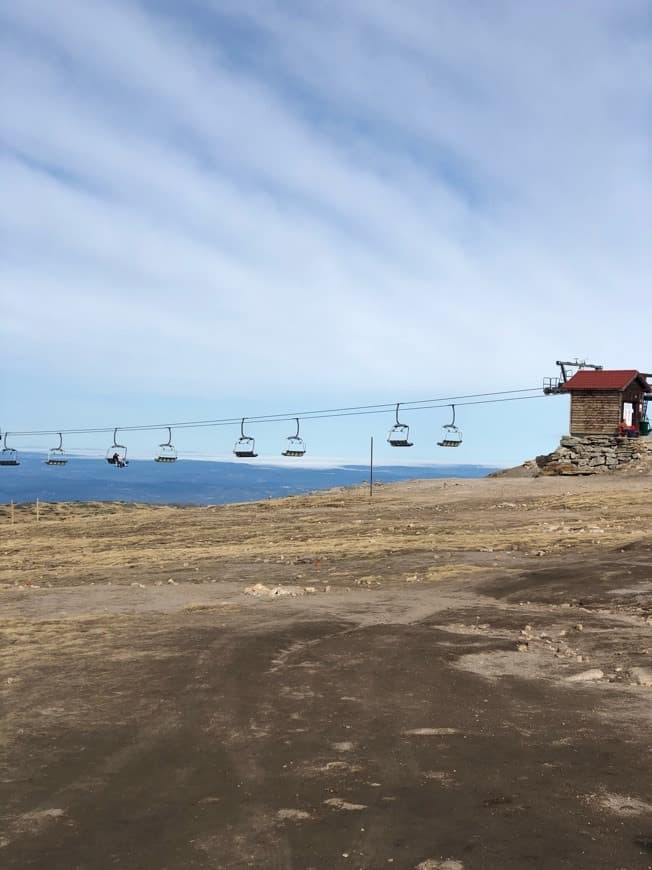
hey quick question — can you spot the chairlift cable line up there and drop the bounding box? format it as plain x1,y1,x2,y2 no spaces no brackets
5,387,545,439
7,393,546,456
5,391,547,440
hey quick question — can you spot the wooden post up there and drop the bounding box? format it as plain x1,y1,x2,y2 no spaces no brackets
10,500,14,525
369,436,374,498
36,498,40,523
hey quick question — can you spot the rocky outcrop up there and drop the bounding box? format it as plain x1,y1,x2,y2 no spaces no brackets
536,435,650,475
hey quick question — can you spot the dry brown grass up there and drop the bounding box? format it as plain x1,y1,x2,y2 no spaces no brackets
1,474,650,589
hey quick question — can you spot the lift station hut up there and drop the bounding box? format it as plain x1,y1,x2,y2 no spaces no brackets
561,369,651,436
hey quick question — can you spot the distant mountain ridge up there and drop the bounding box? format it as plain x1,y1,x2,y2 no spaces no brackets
0,453,500,505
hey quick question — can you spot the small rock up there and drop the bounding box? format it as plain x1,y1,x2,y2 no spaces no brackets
244,583,303,598
325,798,367,811
403,728,459,736
276,808,311,821
629,667,652,687
565,668,604,683
416,861,465,870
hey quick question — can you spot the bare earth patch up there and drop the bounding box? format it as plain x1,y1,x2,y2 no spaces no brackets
1,474,652,868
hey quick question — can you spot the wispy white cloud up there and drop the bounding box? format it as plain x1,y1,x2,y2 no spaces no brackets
2,0,650,452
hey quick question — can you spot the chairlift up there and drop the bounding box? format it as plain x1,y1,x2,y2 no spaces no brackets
155,427,177,463
543,376,561,395
437,404,463,448
46,433,68,466
105,428,129,467
0,432,20,467
281,418,306,457
387,403,413,447
233,418,258,458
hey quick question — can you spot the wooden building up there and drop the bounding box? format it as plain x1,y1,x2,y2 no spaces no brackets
561,370,651,436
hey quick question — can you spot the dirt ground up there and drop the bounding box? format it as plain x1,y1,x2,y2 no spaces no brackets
1,474,651,869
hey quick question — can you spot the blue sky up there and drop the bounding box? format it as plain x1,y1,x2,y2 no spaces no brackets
1,1,651,467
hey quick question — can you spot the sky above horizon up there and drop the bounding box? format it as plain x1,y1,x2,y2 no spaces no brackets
2,1,651,467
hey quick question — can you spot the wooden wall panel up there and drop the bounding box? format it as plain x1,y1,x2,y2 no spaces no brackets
569,391,622,435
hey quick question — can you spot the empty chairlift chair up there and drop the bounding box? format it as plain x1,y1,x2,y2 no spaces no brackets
233,418,258,458
387,403,413,447
105,428,129,467
155,427,177,462
281,418,306,457
437,404,463,448
0,432,20,466
46,433,68,466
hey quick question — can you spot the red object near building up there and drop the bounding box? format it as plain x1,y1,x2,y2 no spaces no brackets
561,370,651,436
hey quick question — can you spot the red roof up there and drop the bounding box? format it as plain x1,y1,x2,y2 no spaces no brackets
562,369,650,391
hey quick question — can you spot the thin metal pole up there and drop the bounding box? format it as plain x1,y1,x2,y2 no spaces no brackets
369,436,374,497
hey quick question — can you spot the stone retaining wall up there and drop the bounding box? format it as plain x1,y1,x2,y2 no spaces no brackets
536,435,650,475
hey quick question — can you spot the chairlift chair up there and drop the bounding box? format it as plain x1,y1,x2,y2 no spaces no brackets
543,376,561,395
0,432,20,466
46,433,68,466
105,428,129,467
437,404,463,448
233,418,258,458
155,427,177,462
387,403,413,447
281,418,306,457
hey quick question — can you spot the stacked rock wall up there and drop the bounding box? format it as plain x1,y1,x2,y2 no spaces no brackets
536,435,650,475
